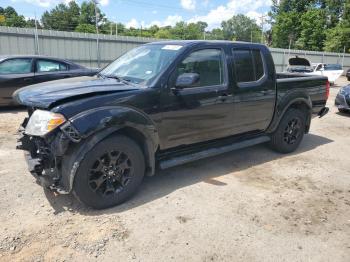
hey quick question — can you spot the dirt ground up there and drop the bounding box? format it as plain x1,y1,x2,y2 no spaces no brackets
0,77,349,262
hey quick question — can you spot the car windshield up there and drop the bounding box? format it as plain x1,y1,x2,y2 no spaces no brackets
100,44,183,86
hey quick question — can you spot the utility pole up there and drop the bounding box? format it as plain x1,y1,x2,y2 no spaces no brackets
92,0,100,68
260,14,267,44
34,13,39,55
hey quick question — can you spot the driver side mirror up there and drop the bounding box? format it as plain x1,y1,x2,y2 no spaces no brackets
175,73,200,89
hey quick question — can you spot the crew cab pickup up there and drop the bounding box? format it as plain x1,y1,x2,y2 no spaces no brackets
14,41,329,209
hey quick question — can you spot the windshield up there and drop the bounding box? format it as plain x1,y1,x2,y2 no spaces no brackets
100,44,183,86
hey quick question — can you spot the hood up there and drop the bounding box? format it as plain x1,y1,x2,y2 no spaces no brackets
288,56,311,67
13,76,140,108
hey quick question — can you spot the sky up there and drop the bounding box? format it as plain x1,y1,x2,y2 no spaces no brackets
2,0,272,29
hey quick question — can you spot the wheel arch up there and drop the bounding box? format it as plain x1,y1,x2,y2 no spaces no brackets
59,106,159,192
267,97,312,134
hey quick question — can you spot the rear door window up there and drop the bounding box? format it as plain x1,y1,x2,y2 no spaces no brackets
232,49,265,84
36,59,68,72
0,58,32,74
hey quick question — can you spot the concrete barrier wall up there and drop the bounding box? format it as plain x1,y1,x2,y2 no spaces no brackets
1,26,350,73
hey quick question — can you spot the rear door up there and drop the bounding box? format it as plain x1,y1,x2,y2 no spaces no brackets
230,47,276,134
0,58,34,105
33,59,72,84
159,46,234,149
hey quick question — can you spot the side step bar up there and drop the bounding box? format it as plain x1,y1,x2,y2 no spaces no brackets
159,136,270,169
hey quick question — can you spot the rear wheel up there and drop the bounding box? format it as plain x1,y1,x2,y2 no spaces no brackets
73,135,145,209
269,108,306,154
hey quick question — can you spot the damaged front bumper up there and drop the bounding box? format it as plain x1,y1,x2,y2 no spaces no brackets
17,116,81,194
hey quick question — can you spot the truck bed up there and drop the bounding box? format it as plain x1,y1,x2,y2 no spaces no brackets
276,72,328,116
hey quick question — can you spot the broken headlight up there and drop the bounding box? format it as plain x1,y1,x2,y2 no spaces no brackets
25,110,66,136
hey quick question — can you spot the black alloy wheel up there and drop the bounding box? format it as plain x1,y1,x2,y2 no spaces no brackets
283,117,302,145
73,135,145,209
88,150,133,196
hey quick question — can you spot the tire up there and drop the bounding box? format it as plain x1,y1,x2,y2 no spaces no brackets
269,108,306,154
73,135,145,209
338,108,348,113
347,77,350,82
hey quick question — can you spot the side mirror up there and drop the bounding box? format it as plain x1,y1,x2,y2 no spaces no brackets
175,73,200,89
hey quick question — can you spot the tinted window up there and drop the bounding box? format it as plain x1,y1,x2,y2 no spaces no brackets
37,60,68,72
176,49,224,87
252,50,264,80
233,49,265,83
233,50,254,82
0,58,32,74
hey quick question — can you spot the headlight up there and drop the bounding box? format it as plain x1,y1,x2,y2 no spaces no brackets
25,110,66,136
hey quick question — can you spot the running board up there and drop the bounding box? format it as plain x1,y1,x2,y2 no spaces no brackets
159,136,270,169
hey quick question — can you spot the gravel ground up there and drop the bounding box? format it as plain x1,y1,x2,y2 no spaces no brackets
0,77,349,262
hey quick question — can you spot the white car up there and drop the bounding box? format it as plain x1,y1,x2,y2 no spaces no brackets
286,57,343,85
311,63,344,85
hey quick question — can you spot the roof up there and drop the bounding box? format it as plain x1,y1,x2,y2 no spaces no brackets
147,40,266,48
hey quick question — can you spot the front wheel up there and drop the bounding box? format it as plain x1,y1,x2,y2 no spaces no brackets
269,108,306,154
73,135,145,209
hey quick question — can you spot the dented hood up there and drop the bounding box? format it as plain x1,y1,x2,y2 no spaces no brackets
13,76,140,108
288,56,311,67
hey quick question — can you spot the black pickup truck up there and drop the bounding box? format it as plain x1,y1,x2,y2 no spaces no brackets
14,41,329,209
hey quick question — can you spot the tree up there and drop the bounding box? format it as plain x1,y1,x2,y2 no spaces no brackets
155,28,172,39
324,0,350,52
41,1,80,31
295,9,327,51
271,11,301,49
0,6,27,27
75,23,96,33
221,14,261,42
79,1,106,26
206,28,225,40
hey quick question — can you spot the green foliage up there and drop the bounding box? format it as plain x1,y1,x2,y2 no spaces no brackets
295,9,327,51
75,23,96,33
41,1,80,30
221,14,261,42
324,23,350,52
0,6,27,27
271,11,300,49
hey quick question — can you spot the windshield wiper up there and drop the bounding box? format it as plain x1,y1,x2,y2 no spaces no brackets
103,74,132,84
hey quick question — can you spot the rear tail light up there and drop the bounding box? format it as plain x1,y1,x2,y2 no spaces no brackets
326,80,330,100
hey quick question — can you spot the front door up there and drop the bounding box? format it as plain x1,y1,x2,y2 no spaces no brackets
159,47,234,150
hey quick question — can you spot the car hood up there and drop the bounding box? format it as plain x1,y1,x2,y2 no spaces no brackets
289,56,311,67
13,76,140,108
